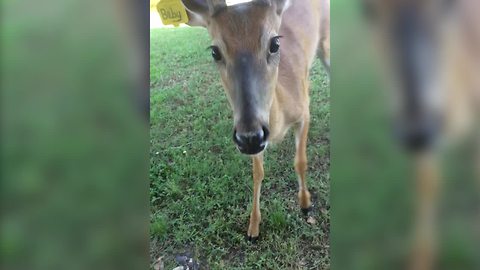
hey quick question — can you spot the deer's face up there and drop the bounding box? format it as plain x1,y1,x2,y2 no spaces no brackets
361,0,453,152
182,0,290,155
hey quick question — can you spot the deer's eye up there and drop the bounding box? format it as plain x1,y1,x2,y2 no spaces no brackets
211,46,222,61
269,36,281,54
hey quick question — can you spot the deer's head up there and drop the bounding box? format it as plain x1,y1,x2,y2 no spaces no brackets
181,0,290,155
361,0,457,152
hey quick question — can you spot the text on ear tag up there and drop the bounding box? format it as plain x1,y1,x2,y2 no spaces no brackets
156,0,189,27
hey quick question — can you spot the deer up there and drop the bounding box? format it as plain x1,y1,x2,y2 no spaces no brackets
179,0,330,241
360,0,480,269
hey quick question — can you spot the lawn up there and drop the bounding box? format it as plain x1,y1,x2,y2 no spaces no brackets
150,27,330,269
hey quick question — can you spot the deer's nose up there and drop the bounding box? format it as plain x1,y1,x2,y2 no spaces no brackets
233,126,269,155
400,128,435,152
394,117,440,153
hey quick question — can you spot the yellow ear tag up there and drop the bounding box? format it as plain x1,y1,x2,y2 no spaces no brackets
156,0,189,27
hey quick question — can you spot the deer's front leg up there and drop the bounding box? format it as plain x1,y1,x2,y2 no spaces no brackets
410,152,440,270
247,154,264,242
295,114,312,213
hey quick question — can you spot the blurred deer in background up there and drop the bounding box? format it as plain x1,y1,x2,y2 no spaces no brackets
361,0,480,269
179,0,329,241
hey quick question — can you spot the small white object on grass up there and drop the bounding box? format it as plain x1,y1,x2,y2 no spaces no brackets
306,216,317,225
153,256,164,270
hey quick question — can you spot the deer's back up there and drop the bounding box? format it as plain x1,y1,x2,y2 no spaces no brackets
275,0,323,106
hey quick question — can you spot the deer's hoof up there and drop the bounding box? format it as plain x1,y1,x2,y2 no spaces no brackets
301,206,313,215
246,234,259,243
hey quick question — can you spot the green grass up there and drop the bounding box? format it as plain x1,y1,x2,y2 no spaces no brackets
150,27,330,269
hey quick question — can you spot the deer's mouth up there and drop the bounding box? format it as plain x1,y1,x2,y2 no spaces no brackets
236,141,268,155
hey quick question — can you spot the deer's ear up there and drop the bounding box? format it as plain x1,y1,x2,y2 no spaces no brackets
181,0,209,27
274,0,291,15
